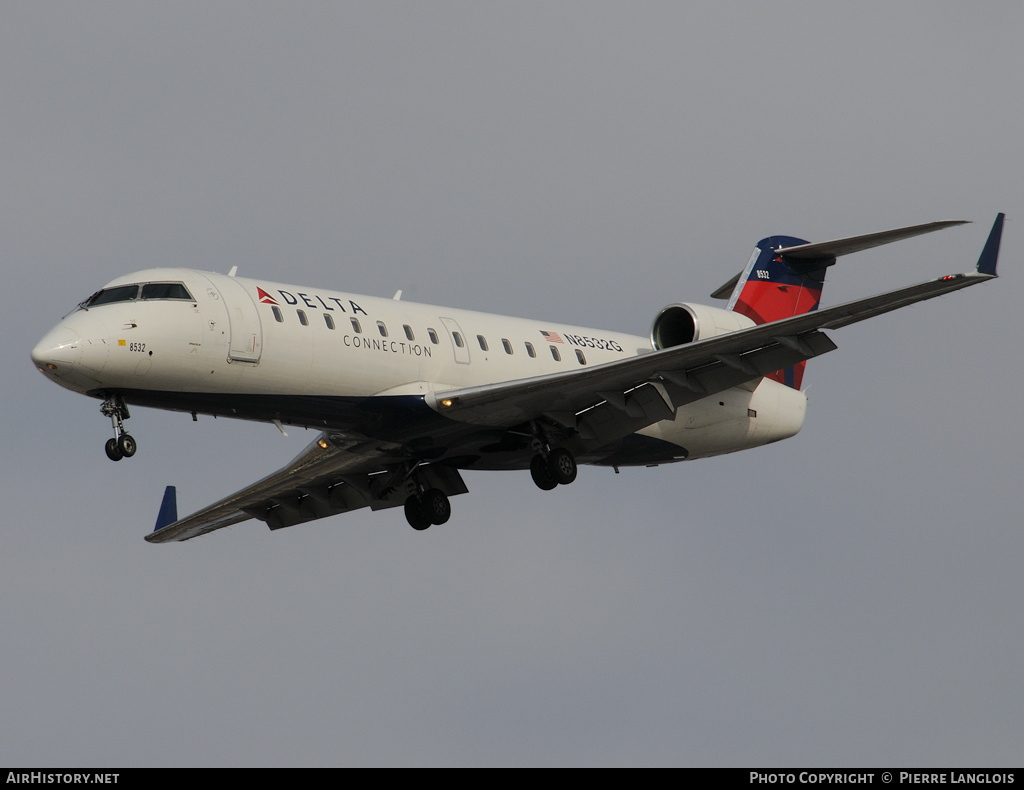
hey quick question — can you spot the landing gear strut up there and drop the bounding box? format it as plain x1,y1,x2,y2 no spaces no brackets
530,447,578,490
100,394,136,462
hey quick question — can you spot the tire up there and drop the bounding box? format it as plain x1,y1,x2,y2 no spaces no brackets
404,496,431,530
105,438,123,462
530,454,558,490
421,488,451,525
547,448,577,485
117,433,137,458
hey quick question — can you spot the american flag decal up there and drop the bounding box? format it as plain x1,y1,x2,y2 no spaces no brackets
540,330,564,343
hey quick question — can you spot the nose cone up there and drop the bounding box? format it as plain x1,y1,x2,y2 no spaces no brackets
32,325,82,371
32,313,111,393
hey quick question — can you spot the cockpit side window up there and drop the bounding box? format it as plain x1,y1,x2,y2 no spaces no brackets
85,285,140,307
141,282,193,300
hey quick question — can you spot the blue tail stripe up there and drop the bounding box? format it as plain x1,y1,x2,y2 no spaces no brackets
154,486,178,531
976,213,1004,276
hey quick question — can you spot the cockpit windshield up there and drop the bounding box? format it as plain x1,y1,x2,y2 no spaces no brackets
79,282,194,310
140,282,192,300
86,284,139,307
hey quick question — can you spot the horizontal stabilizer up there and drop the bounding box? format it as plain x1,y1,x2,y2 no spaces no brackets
711,219,970,299
775,219,968,260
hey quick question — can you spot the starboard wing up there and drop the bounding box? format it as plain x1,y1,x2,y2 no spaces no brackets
430,215,1003,446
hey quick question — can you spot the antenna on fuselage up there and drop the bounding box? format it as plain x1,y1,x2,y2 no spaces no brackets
392,290,402,301
227,266,238,277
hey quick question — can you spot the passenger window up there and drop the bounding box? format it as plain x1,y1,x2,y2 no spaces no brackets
550,346,561,361
502,339,513,355
272,306,283,323
428,328,439,344
477,335,488,351
377,321,388,338
351,318,362,333
452,332,465,348
324,314,335,330
297,310,308,326
525,342,536,358
575,349,586,365
404,325,415,341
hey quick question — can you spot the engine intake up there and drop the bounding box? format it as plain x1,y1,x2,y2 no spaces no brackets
650,303,755,350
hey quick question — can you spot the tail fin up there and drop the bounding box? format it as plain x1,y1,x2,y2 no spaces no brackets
724,235,830,389
713,219,969,390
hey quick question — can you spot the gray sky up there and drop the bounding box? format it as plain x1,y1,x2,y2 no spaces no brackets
3,1,1022,767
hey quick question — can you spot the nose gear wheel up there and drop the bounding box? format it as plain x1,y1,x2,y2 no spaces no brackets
100,394,138,461
105,438,123,462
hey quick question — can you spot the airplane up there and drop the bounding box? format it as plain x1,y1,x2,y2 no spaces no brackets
31,214,1004,542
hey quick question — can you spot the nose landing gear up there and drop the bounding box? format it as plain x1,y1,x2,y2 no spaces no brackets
100,394,137,461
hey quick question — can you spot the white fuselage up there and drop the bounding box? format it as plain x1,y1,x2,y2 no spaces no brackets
32,268,807,467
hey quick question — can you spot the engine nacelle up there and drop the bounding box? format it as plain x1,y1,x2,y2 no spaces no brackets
650,303,756,350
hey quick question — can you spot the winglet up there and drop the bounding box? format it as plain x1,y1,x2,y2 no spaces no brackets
154,486,178,532
976,213,1004,276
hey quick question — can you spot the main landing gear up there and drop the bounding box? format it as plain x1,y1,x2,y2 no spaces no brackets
100,394,137,462
404,488,451,531
530,447,577,491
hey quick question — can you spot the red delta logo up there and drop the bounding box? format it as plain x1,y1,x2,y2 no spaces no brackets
254,286,369,316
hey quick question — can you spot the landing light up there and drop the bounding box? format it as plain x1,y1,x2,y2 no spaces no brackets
46,363,58,371
441,398,453,408
317,438,329,449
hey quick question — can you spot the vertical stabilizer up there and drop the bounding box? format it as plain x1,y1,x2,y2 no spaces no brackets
726,236,834,389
